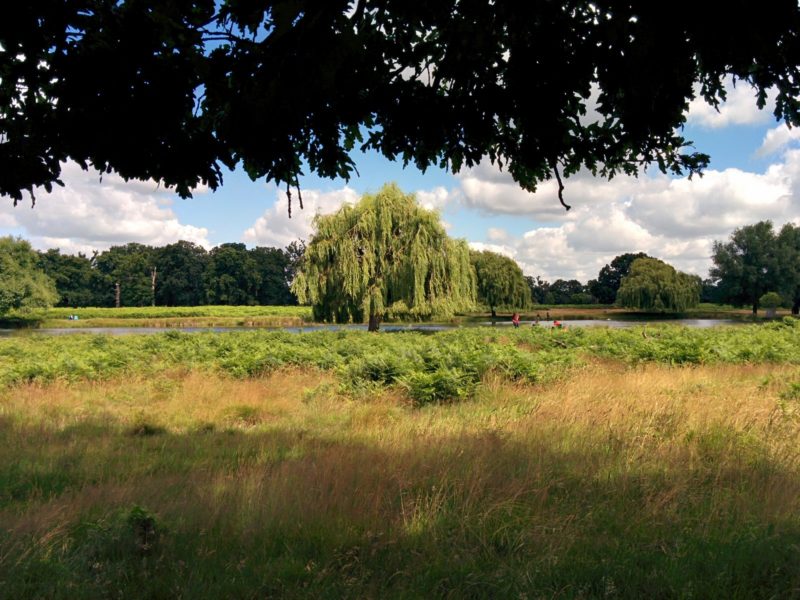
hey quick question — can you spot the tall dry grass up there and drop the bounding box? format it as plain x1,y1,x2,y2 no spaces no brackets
2,362,800,597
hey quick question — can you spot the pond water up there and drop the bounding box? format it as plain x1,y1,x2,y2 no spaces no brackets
0,319,744,337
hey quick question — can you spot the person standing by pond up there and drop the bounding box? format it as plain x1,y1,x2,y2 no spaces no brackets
512,312,520,328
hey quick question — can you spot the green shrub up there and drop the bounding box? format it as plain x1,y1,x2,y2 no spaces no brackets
760,292,784,309
0,323,797,404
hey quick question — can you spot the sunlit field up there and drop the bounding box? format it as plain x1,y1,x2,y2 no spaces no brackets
1,322,799,598
8,305,313,329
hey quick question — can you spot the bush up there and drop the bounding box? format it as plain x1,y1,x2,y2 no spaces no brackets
759,292,784,309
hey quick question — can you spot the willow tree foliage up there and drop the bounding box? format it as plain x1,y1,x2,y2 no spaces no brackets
588,252,651,304
292,184,475,330
0,237,58,314
617,258,700,313
470,250,531,318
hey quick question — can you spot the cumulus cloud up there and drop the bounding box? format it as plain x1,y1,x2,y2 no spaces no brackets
4,161,210,253
456,159,667,219
242,187,360,248
756,124,800,157
436,145,800,282
497,209,718,282
415,186,452,211
457,162,570,219
686,79,776,129
468,241,516,258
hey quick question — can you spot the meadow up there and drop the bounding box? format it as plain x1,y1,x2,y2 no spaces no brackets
6,305,313,329
1,321,799,597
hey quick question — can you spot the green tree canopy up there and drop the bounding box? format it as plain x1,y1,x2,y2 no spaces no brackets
0,237,58,314
250,246,295,306
525,276,552,305
549,279,588,305
617,257,700,312
4,3,800,211
154,241,209,306
204,243,260,305
94,243,156,307
38,248,107,307
777,223,800,315
470,250,530,318
710,221,782,315
588,252,651,304
292,184,475,330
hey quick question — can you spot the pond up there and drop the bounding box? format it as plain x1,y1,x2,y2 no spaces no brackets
0,319,744,337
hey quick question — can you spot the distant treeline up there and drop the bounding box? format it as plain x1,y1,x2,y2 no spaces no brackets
38,241,305,308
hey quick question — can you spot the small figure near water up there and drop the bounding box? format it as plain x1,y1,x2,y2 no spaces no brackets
511,312,520,328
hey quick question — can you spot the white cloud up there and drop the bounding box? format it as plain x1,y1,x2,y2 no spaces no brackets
457,161,571,219
627,166,793,239
415,186,452,211
686,79,776,129
756,124,800,157
242,187,359,248
487,227,509,243
566,205,656,252
444,149,799,282
468,241,516,258
455,159,666,219
500,210,718,282
4,162,210,253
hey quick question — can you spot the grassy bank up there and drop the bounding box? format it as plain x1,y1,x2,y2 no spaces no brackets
5,302,788,331
5,305,313,329
1,323,799,597
468,303,794,322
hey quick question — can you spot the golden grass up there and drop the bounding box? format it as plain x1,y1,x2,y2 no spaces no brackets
4,362,798,516
2,361,800,597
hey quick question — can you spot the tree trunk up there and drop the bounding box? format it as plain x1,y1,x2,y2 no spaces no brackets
150,266,157,307
368,313,381,332
490,306,496,319
793,298,799,315
115,281,121,308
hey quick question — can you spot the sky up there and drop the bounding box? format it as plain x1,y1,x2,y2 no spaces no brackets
2,78,799,283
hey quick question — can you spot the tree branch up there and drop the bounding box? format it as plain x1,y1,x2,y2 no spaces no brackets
295,174,303,211
552,163,571,211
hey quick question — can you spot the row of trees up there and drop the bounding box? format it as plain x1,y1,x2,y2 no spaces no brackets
711,221,800,315
2,186,797,321
36,240,305,308
523,220,800,317
290,186,707,328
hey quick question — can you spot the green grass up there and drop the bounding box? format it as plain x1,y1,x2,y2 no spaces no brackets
4,305,313,329
1,321,799,597
0,318,796,398
28,305,312,320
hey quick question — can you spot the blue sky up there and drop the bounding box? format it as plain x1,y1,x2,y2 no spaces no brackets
2,78,799,282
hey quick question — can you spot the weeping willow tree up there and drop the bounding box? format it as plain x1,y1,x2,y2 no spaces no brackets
470,250,531,318
292,184,476,331
617,257,700,312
